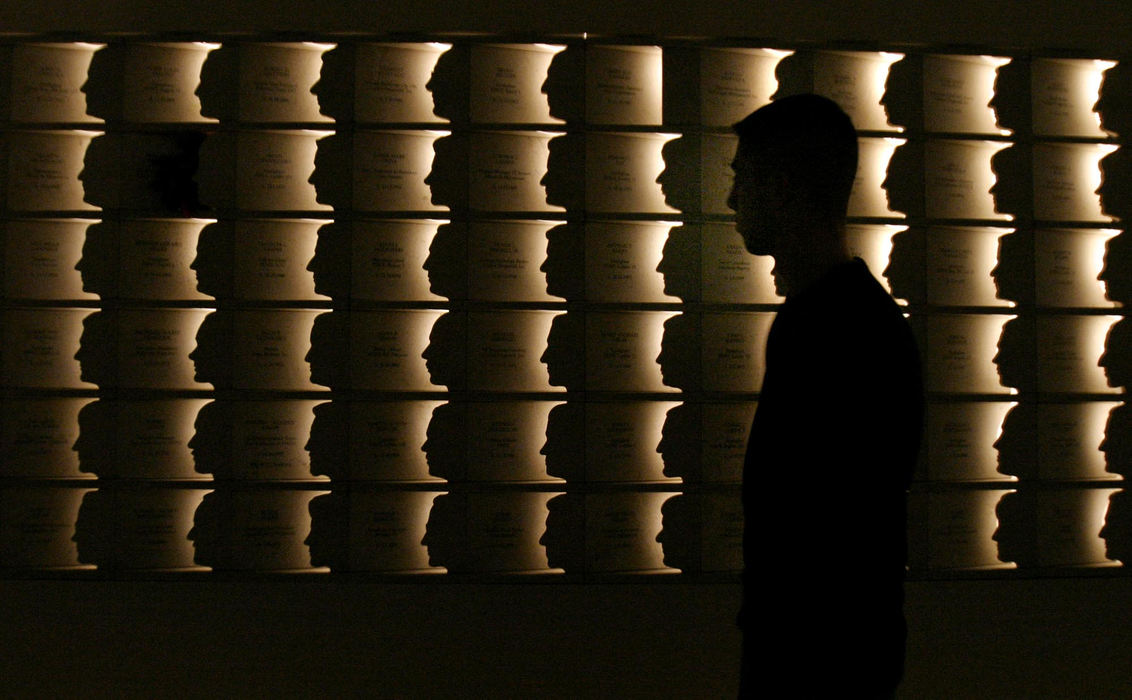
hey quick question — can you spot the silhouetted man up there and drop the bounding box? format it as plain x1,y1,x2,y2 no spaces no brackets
729,94,923,698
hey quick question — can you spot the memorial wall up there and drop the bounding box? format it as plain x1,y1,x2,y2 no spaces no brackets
0,38,1127,579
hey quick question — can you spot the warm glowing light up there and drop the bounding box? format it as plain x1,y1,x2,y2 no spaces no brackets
814,51,904,131
700,48,795,126
850,137,905,217
846,224,902,295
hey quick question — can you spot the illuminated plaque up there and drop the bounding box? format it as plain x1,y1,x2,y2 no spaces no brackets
9,42,103,123
0,398,93,478
585,401,680,482
701,492,744,572
814,51,904,132
584,221,675,303
1035,228,1121,308
353,309,444,391
845,224,903,297
699,47,791,127
924,139,1011,220
1036,315,1121,394
1033,143,1119,222
470,43,564,124
122,42,218,123
112,399,210,479
700,402,756,483
701,133,739,215
924,313,1014,394
465,401,561,481
922,54,1011,134
350,400,444,482
1036,489,1121,566
908,489,1012,570
585,492,670,573
2,308,93,389
352,219,444,301
586,311,677,392
1032,58,1116,138
925,401,1016,481
117,218,213,300
925,226,1010,307
355,42,450,123
468,131,563,211
466,492,554,573
228,489,327,571
233,219,324,301
230,400,323,481
467,220,555,302
0,487,93,569
3,218,97,300
585,45,662,125
234,130,331,211
849,137,905,218
353,130,447,211
232,309,322,391
238,42,334,123
110,488,208,570
118,308,211,390
7,130,99,211
701,223,781,304
701,312,774,392
586,132,679,213
348,491,441,572
1037,402,1122,480
467,310,559,392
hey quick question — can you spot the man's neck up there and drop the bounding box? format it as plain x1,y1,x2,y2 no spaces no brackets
781,224,852,297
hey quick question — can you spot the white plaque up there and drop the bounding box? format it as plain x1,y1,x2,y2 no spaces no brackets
238,42,333,123
3,218,96,300
117,218,212,300
0,398,93,478
353,129,446,211
7,130,99,211
118,308,211,390
1033,143,1118,222
9,43,103,123
232,309,321,391
585,45,662,125
236,130,330,211
846,224,903,298
584,221,674,303
466,401,561,481
467,310,559,392
585,492,669,573
1035,228,1121,308
814,51,904,132
699,47,790,127
228,489,326,571
466,492,553,573
0,487,93,569
122,42,217,123
1036,489,1119,566
470,43,564,124
925,313,1013,394
586,132,678,213
355,42,450,123
349,491,440,572
1038,402,1122,480
231,400,322,481
923,54,1011,134
353,309,443,391
924,139,1011,220
467,220,555,302
2,307,92,389
350,400,443,481
1037,315,1121,394
925,401,1015,481
468,130,562,212
352,219,443,301
701,312,774,392
849,137,905,218
114,399,210,479
110,489,206,570
585,401,679,482
586,311,676,392
233,219,324,301
925,226,1008,306
909,489,1011,570
1032,58,1115,138
701,223,781,304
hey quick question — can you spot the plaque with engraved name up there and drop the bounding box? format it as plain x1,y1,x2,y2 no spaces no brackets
351,219,442,301
0,398,93,478
238,42,333,123
230,400,323,481
0,487,93,569
1033,143,1118,222
106,488,207,570
907,489,1012,570
586,132,678,213
586,492,670,573
701,402,757,483
350,400,443,481
1036,315,1121,394
585,45,662,125
353,130,447,211
926,226,1007,306
924,313,1013,394
465,492,554,573
122,42,217,123
814,51,904,132
584,221,674,303
466,401,561,481
233,219,324,301
9,42,103,123
1035,228,1121,308
924,139,1011,221
925,401,1015,481
2,307,93,389
700,47,790,127
849,137,905,218
226,489,327,571
349,491,441,572
1032,58,1115,138
586,311,676,393
1037,402,1121,480
467,220,555,302
355,42,450,123
701,312,774,392
585,401,680,482
7,130,99,211
701,133,739,215
923,54,1011,134
118,308,211,390
701,492,744,572
3,218,96,300
701,223,781,304
117,219,212,300
846,224,904,298
232,309,322,391
467,310,559,392
352,309,444,391
470,43,564,124
469,131,563,212
112,399,210,479
234,130,330,211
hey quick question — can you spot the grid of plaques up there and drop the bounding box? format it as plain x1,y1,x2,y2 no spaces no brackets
0,38,1126,578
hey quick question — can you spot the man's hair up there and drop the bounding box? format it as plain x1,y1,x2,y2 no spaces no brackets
733,94,858,221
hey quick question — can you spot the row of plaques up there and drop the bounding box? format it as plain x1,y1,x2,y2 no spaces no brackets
0,486,741,575
2,42,1125,138
2,307,1126,393
2,128,1126,222
2,397,1128,483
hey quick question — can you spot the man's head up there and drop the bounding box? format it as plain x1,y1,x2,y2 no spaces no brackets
728,95,858,292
